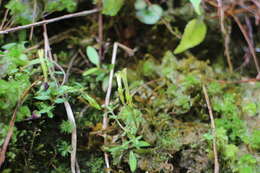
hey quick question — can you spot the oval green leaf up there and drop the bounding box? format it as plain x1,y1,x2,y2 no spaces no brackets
136,4,163,25
134,0,147,10
174,18,207,54
129,151,137,172
102,0,125,16
86,46,100,67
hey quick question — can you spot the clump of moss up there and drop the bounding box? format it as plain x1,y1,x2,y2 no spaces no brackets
104,51,259,172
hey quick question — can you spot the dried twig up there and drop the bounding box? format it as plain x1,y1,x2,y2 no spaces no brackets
0,9,9,30
211,77,260,84
0,9,100,34
43,25,79,173
65,52,78,83
232,14,260,76
102,42,134,172
202,85,219,173
64,101,78,173
27,28,77,51
29,0,37,40
216,0,233,72
205,0,260,76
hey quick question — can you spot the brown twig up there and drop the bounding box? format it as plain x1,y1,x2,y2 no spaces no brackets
202,85,219,173
223,25,233,72
231,14,260,76
0,9,9,30
27,28,77,51
205,0,258,17
0,79,40,168
0,9,100,34
29,0,37,40
65,52,78,83
42,24,79,173
216,0,233,72
213,77,260,84
205,0,260,76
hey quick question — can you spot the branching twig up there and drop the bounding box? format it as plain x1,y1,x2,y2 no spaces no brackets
202,85,219,173
232,14,260,76
0,9,100,34
205,0,260,76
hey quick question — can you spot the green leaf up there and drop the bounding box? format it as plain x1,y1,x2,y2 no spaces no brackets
45,0,77,13
134,0,147,10
102,0,125,16
174,18,207,54
16,106,31,121
34,95,50,100
86,46,100,67
134,140,150,148
189,0,202,15
136,4,163,25
142,59,156,77
5,0,34,24
83,67,101,76
82,93,101,110
37,103,55,118
54,98,66,103
129,151,137,172
102,76,110,92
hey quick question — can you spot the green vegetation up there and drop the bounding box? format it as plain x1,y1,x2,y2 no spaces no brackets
0,0,259,172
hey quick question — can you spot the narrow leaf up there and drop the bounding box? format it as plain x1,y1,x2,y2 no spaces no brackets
86,46,100,67
189,0,202,15
82,93,101,110
102,76,110,92
83,67,100,76
129,151,137,172
174,18,207,54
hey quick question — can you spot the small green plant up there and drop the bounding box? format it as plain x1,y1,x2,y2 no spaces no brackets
83,45,112,92
105,69,150,172
135,0,163,25
60,120,74,134
6,0,77,25
57,141,71,157
85,155,105,173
